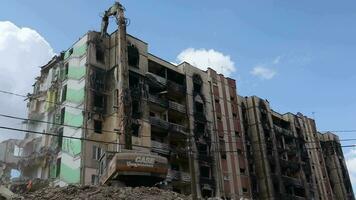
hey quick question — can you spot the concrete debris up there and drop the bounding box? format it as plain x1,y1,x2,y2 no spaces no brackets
12,185,191,200
0,185,18,200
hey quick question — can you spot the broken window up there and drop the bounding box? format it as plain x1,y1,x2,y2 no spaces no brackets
128,44,139,67
92,145,102,160
96,47,105,63
94,120,102,134
61,85,67,102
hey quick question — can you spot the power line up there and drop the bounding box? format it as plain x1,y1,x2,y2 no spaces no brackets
1,113,355,147
0,125,350,155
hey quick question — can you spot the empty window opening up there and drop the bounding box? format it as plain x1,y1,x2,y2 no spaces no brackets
171,163,179,171
60,107,65,125
64,63,69,77
195,102,204,113
128,44,139,67
200,166,210,178
91,174,99,185
240,168,246,174
93,93,104,108
61,85,67,102
132,124,139,137
56,158,61,177
96,47,105,63
94,120,102,134
58,127,63,149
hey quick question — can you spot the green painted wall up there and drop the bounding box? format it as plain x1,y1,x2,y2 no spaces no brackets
68,66,85,80
60,162,81,184
64,44,87,59
64,111,83,127
62,138,81,157
66,88,84,103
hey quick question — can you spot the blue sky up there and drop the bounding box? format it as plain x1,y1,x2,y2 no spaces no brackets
1,0,356,188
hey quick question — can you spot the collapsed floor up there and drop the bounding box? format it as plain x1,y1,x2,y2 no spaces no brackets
11,185,191,200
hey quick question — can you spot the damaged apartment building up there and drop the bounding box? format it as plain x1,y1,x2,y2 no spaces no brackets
9,2,353,200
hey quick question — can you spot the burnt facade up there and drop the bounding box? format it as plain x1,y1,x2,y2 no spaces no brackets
239,96,354,200
15,2,355,200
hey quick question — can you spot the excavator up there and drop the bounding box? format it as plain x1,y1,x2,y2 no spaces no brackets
97,2,168,187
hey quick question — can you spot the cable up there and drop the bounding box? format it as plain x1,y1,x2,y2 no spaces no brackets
0,125,349,155
0,113,354,148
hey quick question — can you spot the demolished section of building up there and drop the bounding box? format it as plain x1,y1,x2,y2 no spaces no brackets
0,2,353,200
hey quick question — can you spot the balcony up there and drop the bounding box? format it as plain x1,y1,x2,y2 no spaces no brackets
282,176,303,187
166,169,191,183
149,117,170,130
146,72,167,85
167,80,186,94
151,140,169,155
274,125,293,137
148,94,168,108
170,122,187,135
168,101,186,113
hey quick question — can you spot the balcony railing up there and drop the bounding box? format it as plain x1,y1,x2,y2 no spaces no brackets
167,80,186,94
149,117,170,130
166,169,191,183
151,140,169,155
274,125,293,136
170,122,187,134
168,101,186,113
148,94,168,107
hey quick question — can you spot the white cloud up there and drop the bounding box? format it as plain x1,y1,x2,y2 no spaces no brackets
0,21,55,141
250,65,276,80
176,48,236,76
345,149,356,187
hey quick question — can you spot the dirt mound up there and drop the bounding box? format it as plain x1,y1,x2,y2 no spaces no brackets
12,185,191,200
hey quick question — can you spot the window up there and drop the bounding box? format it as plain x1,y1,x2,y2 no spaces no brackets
127,45,139,67
200,166,210,178
13,145,23,157
235,131,240,137
93,93,104,108
215,99,219,104
230,96,235,102
56,158,61,177
92,146,102,160
60,107,65,125
91,174,99,185
240,168,246,174
242,187,248,193
64,63,69,77
96,47,104,63
68,48,73,55
58,128,63,149
94,120,102,134
61,85,67,102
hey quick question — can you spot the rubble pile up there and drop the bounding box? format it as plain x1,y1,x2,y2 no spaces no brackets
13,185,191,200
